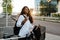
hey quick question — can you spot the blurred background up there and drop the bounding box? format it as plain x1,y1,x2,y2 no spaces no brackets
0,0,60,40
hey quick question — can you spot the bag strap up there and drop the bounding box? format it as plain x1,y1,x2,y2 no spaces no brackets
21,15,27,26
15,15,27,28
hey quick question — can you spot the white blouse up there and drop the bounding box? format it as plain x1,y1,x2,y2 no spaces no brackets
16,15,34,38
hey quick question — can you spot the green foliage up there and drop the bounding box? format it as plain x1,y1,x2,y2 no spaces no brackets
7,4,12,15
52,13,60,17
2,0,12,15
2,0,6,13
40,0,58,16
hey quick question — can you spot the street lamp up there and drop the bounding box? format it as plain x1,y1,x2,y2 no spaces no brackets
47,0,51,16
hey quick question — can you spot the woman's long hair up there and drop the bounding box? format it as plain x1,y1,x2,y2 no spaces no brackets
19,6,33,23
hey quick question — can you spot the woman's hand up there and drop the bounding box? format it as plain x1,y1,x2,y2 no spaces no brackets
21,18,27,25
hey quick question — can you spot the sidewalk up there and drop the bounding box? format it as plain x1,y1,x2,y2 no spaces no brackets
0,33,60,40
0,14,5,18
33,16,60,23
45,33,60,40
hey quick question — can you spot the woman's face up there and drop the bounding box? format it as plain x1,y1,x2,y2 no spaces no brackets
24,7,29,14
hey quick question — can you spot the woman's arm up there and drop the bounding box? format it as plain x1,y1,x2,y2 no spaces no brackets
16,15,25,27
11,17,17,21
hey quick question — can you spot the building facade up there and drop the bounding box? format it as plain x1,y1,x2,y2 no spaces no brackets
35,0,41,14
57,0,60,13
0,0,3,14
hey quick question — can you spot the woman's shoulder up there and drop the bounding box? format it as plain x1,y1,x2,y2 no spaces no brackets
18,15,25,20
19,15,24,18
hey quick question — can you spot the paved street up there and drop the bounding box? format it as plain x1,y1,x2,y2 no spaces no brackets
33,20,60,36
0,16,15,27
0,18,6,27
45,33,60,40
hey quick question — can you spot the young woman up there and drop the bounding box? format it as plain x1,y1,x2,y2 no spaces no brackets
16,6,34,40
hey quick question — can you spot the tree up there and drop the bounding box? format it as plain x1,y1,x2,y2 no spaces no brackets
40,0,58,16
2,0,12,15
40,1,46,16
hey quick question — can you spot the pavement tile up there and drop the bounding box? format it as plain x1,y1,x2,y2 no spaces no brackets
45,33,60,40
